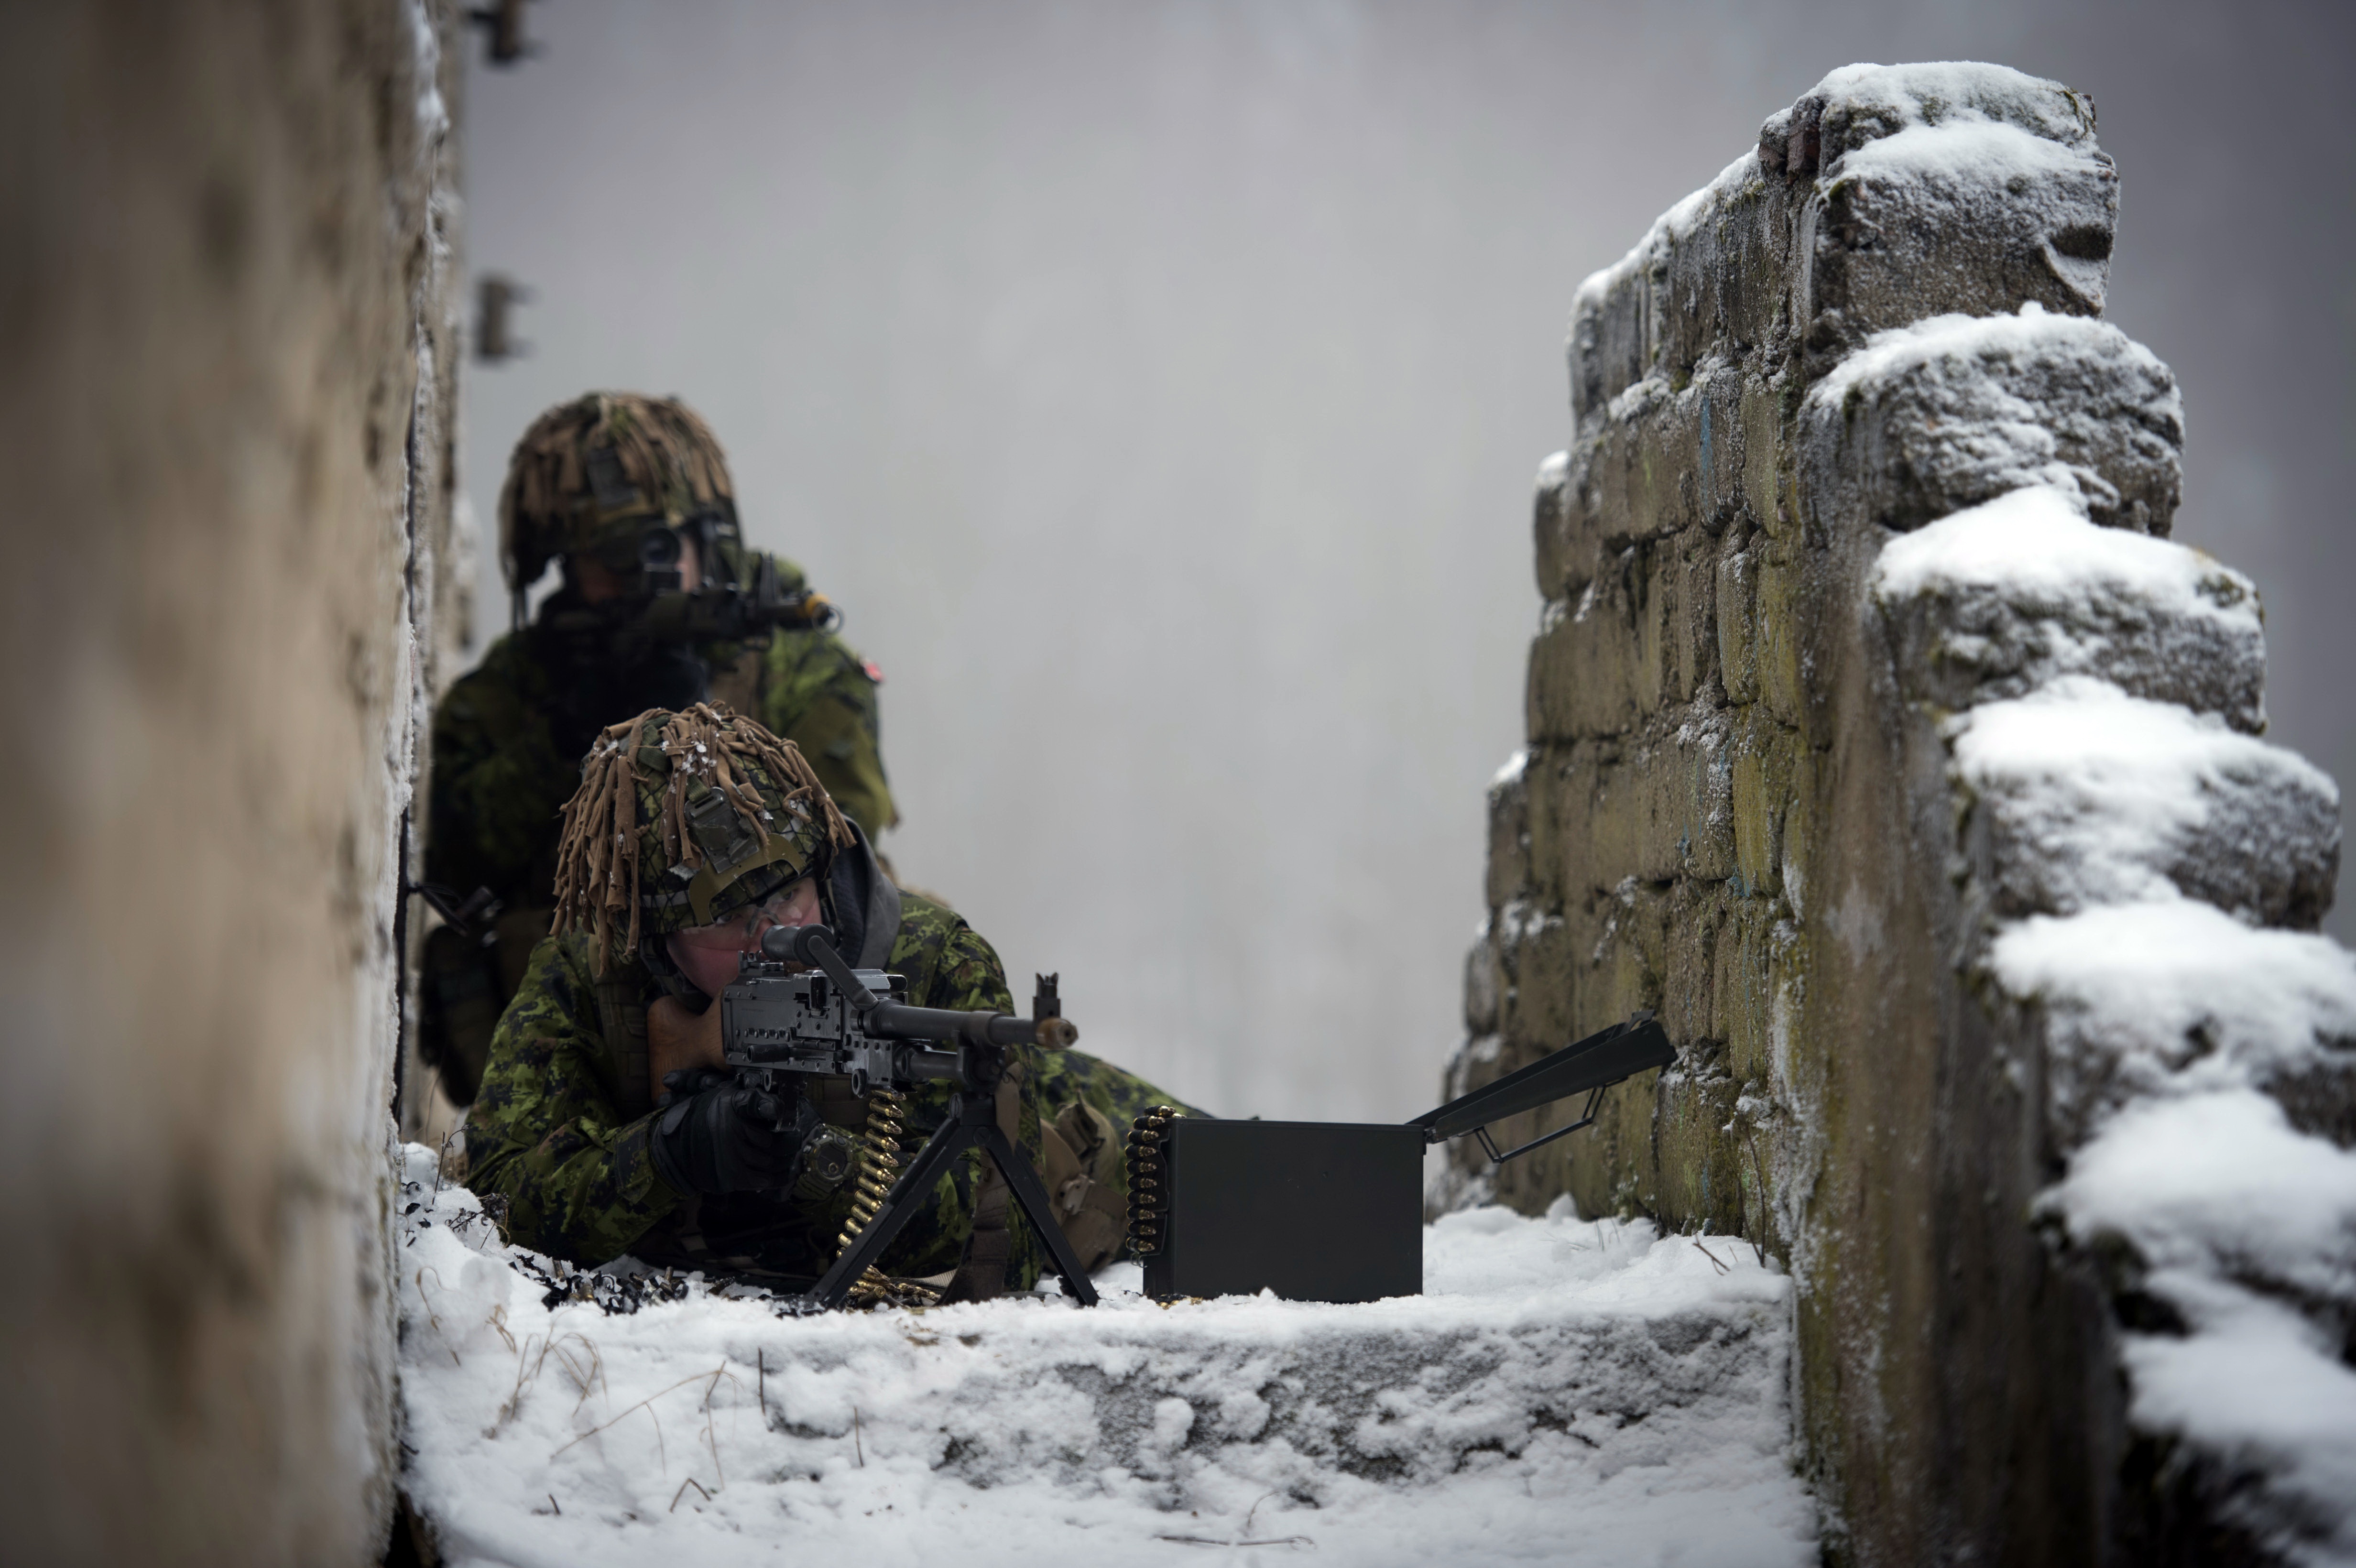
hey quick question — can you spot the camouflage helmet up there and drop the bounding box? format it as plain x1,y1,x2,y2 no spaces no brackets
498,392,735,593
551,704,854,972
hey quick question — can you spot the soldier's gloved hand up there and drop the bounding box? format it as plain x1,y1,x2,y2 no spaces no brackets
656,1067,732,1108
647,1078,807,1195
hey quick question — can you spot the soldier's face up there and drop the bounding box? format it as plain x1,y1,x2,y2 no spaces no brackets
572,533,703,604
666,874,822,996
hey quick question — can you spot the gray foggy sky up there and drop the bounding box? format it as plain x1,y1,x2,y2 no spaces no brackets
459,0,2354,1121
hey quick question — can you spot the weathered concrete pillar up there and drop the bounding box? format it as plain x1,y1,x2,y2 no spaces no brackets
0,2,468,1561
1439,63,2354,1564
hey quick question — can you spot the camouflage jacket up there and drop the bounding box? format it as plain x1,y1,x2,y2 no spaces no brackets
466,864,1196,1287
425,555,897,917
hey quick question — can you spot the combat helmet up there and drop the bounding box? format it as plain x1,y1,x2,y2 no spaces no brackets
551,703,854,973
498,392,742,623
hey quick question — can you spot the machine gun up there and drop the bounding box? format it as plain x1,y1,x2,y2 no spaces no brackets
718,923,1097,1311
613,546,841,658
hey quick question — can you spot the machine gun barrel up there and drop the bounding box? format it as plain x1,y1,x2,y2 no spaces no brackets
1408,1012,1675,1163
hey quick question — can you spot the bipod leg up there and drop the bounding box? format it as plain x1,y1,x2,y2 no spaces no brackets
972,1122,1100,1307
805,1100,979,1310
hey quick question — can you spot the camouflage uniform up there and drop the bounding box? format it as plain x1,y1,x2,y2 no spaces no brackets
468,887,1196,1287
419,389,899,1103
425,550,895,918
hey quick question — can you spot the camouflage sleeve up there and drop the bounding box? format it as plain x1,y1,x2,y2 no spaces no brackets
464,933,683,1264
756,624,898,840
424,639,576,908
886,896,1203,1290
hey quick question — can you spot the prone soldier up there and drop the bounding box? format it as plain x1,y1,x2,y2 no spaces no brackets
464,704,1198,1299
420,392,897,1104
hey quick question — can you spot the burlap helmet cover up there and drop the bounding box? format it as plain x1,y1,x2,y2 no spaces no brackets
551,704,853,972
498,392,735,592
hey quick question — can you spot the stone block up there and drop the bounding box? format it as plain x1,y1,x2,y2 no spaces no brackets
1527,560,1648,741
1578,379,1701,546
1662,882,1728,1045
1531,450,1597,600
1954,684,2342,929
1874,486,2267,730
1804,310,2181,535
1717,548,1759,704
1730,709,1802,901
1486,752,1532,911
1714,899,1787,1083
1752,551,1808,726
1463,936,1502,1038
1529,719,1733,899
1494,900,1582,1051
1574,62,2116,427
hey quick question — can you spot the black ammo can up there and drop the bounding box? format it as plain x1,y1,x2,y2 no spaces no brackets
1126,1012,1675,1305
1138,1120,1426,1304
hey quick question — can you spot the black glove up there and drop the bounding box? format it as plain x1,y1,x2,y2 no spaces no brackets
647,1073,810,1196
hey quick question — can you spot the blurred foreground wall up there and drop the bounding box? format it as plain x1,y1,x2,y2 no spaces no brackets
0,3,467,1561
1438,64,2356,1565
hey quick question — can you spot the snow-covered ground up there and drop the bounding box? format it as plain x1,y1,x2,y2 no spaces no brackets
395,1145,1814,1567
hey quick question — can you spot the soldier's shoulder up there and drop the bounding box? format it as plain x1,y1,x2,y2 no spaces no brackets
764,621,878,690
504,928,626,1022
438,630,548,719
889,892,1001,974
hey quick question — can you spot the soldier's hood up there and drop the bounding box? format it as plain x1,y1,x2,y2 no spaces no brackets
822,822,902,969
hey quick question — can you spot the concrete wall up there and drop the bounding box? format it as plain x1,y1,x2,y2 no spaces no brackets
0,2,467,1561
1437,63,2350,1565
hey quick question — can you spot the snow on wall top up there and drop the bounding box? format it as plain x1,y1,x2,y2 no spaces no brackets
1812,305,2182,533
1576,61,2098,317
1873,485,2267,730
1765,60,2099,163
1892,460,2355,1550
1569,61,2117,429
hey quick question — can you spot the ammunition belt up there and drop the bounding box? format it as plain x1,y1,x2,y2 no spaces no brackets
835,1087,940,1309
1123,1106,1183,1258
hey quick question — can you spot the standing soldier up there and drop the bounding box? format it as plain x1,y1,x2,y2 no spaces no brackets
465,705,1192,1298
419,392,897,1105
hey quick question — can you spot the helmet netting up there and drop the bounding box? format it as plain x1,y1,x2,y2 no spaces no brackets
550,704,853,974
498,392,735,592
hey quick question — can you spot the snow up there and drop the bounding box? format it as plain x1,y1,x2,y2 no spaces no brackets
1576,61,2098,327
1873,485,2266,729
2045,1088,2356,1561
395,1148,1814,1567
1814,306,2183,535
1990,896,2356,1154
1800,61,2101,154
1949,677,2339,922
1939,476,2356,1554
1837,117,2096,187
1874,484,2217,604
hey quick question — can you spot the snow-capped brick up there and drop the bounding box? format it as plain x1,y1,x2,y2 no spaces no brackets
1571,61,2118,446
2044,1089,2356,1560
1950,678,2340,928
1772,63,2117,339
1986,899,2356,1148
1761,61,2103,172
1807,306,2181,534
393,1149,1813,1568
1874,485,2267,730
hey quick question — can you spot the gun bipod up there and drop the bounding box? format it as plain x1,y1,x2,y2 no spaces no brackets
801,1078,1102,1311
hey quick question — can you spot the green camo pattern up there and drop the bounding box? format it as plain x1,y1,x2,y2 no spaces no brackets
425,554,896,915
466,891,1199,1285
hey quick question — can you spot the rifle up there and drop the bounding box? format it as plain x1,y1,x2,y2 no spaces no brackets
718,923,1095,1311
